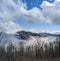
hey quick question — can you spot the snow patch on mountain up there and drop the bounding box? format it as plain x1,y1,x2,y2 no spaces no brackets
25,36,57,47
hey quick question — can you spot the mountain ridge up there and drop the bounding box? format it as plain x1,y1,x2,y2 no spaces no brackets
0,31,60,47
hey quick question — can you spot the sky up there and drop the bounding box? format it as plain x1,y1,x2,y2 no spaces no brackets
0,0,60,33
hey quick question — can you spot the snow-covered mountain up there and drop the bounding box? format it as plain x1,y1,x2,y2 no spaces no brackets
0,31,60,47
0,32,20,46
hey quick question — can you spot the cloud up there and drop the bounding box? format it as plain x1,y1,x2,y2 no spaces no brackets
0,0,26,21
23,0,60,24
21,0,60,25
0,0,60,33
0,21,23,34
0,0,25,33
56,0,60,2
23,0,60,25
28,29,60,34
28,28,39,33
23,7,46,23
41,1,53,7
41,0,60,24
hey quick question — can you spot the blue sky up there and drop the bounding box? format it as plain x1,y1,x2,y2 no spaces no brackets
22,0,54,9
16,18,60,31
0,0,60,33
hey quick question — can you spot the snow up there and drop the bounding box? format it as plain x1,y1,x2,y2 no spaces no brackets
25,36,57,47
0,32,58,47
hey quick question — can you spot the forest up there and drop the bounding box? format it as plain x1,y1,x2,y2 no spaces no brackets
0,37,60,61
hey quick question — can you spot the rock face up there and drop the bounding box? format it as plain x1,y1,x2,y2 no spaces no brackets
16,31,41,40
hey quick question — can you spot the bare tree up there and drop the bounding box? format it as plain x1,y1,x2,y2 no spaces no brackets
6,43,15,61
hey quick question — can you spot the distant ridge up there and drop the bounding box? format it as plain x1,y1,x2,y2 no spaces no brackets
16,30,60,40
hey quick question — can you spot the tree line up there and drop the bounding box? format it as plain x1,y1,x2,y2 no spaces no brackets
0,37,60,61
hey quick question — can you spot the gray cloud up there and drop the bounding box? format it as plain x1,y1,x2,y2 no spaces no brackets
41,0,60,24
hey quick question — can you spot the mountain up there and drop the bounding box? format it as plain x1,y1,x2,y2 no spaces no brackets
0,32,20,46
0,31,60,47
16,31,60,40
39,33,60,37
16,31,41,40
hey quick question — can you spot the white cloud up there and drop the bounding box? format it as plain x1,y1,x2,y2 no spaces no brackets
39,29,55,34
28,28,38,33
23,7,46,23
41,1,53,7
56,0,60,2
40,0,60,24
22,0,60,25
28,28,60,34
0,0,25,33
0,21,23,34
